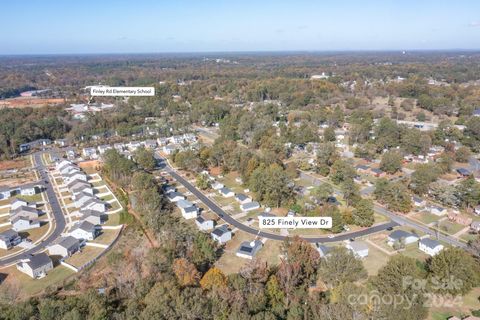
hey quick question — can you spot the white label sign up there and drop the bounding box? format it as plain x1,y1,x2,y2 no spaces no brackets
259,217,332,229
90,86,155,96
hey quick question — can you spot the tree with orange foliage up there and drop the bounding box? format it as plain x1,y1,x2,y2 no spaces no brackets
172,258,200,287
199,267,227,291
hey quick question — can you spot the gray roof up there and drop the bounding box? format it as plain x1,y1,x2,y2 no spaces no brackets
75,220,96,232
237,240,263,256
412,196,424,203
176,199,193,208
196,215,206,224
24,253,51,270
167,191,184,199
219,187,232,195
419,238,442,249
183,206,198,213
235,193,248,201
389,230,418,241
53,236,79,250
0,229,19,241
212,225,230,237
347,241,369,252
241,201,260,210
81,209,103,218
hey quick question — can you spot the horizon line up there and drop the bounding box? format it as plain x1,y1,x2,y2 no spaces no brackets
2,48,480,57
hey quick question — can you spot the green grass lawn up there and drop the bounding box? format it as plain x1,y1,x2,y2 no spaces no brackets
438,221,465,235
362,245,391,276
400,244,430,261
16,193,44,203
413,212,443,225
428,287,480,320
93,230,119,245
460,232,478,242
104,213,120,226
65,246,104,268
0,265,75,296
100,194,114,202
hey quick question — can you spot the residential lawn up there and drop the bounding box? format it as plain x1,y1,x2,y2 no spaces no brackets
100,194,114,202
400,244,430,262
362,245,390,276
460,232,478,242
255,240,282,266
91,180,105,187
0,265,75,296
108,201,121,212
18,223,50,243
65,246,104,268
413,212,443,225
16,193,44,203
215,231,252,275
428,287,480,320
0,199,10,207
373,212,389,223
81,166,99,175
0,215,9,225
93,229,120,245
438,221,465,235
104,213,120,226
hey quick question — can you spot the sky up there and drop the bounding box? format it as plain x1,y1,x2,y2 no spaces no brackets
1,0,480,54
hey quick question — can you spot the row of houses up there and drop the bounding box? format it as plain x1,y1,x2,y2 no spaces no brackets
9,198,43,231
0,182,41,200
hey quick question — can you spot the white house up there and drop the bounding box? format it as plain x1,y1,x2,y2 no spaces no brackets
70,221,98,241
47,236,80,258
195,216,214,231
419,238,444,256
429,205,447,216
10,206,41,221
240,201,260,212
81,198,107,213
166,192,185,202
19,183,40,196
235,193,252,204
387,230,419,246
0,229,22,250
74,192,95,208
475,205,480,216
176,199,198,219
82,147,98,159
12,217,40,232
16,253,53,279
219,187,234,198
211,182,224,190
346,241,369,258
63,171,88,184
236,240,263,259
412,196,426,208
81,210,105,225
211,225,232,244
0,186,12,200
10,198,35,211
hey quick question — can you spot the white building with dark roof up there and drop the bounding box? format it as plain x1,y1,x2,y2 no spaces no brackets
387,230,419,246
346,241,369,258
47,236,80,258
211,225,232,244
0,229,21,250
195,215,214,231
236,240,263,259
70,221,98,241
12,217,41,232
219,187,234,198
419,238,444,256
240,201,260,212
16,253,53,279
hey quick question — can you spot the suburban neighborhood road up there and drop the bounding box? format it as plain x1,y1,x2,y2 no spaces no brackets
156,156,398,244
298,171,469,249
0,152,66,267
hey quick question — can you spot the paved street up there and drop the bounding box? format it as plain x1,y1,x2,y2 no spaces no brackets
298,171,468,249
156,155,398,244
0,152,66,266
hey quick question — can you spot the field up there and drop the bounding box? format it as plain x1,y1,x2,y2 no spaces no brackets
65,246,104,268
0,265,74,296
0,97,66,109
